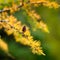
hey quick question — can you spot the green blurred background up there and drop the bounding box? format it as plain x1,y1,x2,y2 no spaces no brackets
0,0,60,60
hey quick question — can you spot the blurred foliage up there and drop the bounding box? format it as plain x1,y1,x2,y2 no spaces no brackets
0,0,60,60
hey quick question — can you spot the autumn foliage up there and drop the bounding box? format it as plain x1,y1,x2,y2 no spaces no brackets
0,0,60,59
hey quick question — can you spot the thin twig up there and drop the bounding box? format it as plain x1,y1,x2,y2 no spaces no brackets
0,0,24,13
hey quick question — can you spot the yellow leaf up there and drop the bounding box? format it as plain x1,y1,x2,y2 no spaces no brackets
0,38,8,52
0,0,4,3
